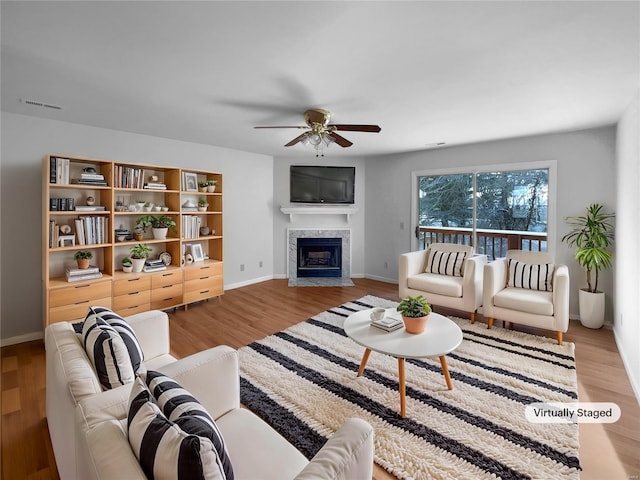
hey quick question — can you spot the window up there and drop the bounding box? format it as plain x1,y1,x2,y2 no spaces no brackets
413,162,554,260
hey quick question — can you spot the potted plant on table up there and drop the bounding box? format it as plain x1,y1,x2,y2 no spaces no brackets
129,244,152,273
206,180,217,193
136,215,177,240
198,198,208,212
121,257,133,273
397,295,432,334
74,250,93,269
562,203,615,329
198,181,209,193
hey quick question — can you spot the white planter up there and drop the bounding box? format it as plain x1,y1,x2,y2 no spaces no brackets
578,289,605,329
152,227,168,240
131,258,146,273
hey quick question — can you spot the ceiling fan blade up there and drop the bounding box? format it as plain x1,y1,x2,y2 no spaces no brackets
329,124,381,133
285,133,308,147
328,132,353,148
254,125,308,129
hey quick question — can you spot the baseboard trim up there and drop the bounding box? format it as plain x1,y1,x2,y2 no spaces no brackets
613,327,640,405
363,274,398,284
1,331,43,347
225,275,275,291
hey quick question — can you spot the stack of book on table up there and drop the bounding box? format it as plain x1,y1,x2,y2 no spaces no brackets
143,259,166,273
66,266,102,283
371,314,404,332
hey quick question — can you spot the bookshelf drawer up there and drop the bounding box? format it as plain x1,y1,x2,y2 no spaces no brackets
50,281,112,308
50,297,112,323
114,303,151,317
152,270,183,288
184,276,223,304
151,283,183,303
113,291,150,310
151,295,183,311
185,262,223,281
113,276,151,295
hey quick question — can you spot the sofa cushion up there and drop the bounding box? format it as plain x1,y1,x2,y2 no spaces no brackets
493,287,554,316
85,306,144,372
408,272,463,297
508,259,554,291
426,250,466,277
82,315,135,390
128,376,228,480
144,370,234,480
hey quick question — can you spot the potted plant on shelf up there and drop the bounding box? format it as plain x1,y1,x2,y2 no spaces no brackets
129,244,152,273
198,198,208,212
74,250,93,269
198,181,209,193
397,295,432,334
136,215,177,240
207,180,217,193
121,257,133,273
562,203,615,329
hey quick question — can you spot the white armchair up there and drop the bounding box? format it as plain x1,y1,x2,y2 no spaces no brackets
399,243,487,322
483,250,570,345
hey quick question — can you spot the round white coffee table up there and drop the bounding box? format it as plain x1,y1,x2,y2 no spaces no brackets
344,308,463,417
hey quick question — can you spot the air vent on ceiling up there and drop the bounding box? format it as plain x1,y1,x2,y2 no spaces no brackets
20,98,62,110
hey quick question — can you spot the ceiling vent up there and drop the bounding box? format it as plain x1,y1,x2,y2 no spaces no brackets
19,98,62,110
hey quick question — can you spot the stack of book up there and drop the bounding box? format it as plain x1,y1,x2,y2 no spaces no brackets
371,315,404,332
72,171,108,186
143,259,166,273
66,265,102,283
144,182,167,190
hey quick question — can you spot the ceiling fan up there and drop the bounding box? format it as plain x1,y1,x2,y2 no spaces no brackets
254,108,381,154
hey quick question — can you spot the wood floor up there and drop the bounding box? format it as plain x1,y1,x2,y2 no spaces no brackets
2,278,638,479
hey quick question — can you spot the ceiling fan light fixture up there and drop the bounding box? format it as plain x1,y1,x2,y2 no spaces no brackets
309,132,323,146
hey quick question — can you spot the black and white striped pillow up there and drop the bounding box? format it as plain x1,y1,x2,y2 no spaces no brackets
508,259,554,291
128,376,229,480
144,371,234,480
82,315,134,389
426,250,467,277
85,306,144,373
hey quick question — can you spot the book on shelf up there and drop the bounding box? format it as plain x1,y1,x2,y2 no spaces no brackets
80,173,105,181
71,179,108,186
51,157,70,184
75,205,107,211
143,183,167,190
371,315,404,332
65,272,103,283
66,265,100,276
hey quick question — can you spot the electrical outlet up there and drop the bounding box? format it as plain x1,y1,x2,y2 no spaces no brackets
240,264,245,272
384,261,388,269
259,261,263,268
400,221,405,230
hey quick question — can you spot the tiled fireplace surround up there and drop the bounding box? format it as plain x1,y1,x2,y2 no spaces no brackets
287,228,353,286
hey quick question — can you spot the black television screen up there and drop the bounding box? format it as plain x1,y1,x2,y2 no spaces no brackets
290,165,355,204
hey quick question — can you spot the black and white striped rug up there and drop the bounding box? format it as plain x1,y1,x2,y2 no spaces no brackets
238,295,581,479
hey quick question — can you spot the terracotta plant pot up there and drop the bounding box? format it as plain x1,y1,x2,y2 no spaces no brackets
76,258,91,269
402,314,429,334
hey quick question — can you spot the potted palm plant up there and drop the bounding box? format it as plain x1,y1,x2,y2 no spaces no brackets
397,295,432,334
130,243,152,272
562,203,615,329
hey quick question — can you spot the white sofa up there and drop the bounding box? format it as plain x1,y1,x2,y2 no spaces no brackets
399,243,487,322
46,310,374,480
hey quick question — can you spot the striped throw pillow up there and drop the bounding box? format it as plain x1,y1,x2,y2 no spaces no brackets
508,259,554,291
426,250,467,277
144,371,234,480
85,306,144,373
82,315,134,389
128,376,230,480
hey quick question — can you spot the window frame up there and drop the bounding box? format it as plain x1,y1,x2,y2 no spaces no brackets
410,160,557,258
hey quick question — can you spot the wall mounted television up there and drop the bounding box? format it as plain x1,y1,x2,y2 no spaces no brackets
290,165,355,204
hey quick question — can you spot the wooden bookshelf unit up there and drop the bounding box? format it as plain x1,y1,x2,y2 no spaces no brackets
42,154,223,327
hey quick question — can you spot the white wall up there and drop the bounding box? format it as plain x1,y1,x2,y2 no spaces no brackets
0,112,273,342
272,155,367,278
364,126,618,320
614,89,640,401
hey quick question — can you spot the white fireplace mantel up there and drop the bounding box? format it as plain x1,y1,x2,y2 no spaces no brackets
280,205,359,222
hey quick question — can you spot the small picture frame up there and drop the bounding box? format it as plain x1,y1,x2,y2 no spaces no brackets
183,172,198,192
191,243,204,262
58,235,76,247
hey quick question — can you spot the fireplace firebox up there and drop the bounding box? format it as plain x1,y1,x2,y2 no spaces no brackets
297,238,342,278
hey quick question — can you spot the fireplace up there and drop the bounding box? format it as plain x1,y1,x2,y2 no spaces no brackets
297,238,342,278
287,228,353,286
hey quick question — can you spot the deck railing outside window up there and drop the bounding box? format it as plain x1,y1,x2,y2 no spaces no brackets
417,226,547,260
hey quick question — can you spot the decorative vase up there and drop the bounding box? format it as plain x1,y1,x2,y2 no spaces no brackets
152,227,168,240
198,206,207,212
199,226,210,236
122,265,133,273
402,314,429,334
76,259,90,269
131,258,145,273
134,232,144,241
199,186,207,193
579,289,605,329
207,185,216,193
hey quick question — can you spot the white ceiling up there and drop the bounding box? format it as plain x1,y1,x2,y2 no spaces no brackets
2,1,639,158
